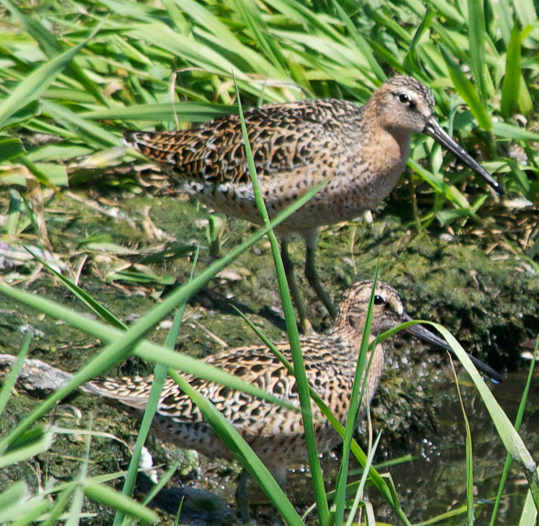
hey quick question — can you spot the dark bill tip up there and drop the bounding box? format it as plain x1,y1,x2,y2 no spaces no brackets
403,315,503,383
425,119,504,196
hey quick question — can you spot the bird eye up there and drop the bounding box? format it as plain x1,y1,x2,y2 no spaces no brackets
398,93,410,104
373,295,385,305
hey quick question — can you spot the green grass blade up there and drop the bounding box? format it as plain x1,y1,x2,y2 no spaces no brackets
491,122,539,141
330,0,386,82
0,427,53,469
513,0,537,28
426,0,464,24
408,159,472,209
0,482,31,523
426,323,539,508
66,430,92,526
489,340,537,526
440,45,492,131
10,498,50,526
0,137,24,163
168,370,304,526
468,0,488,102
85,482,158,524
345,432,382,526
234,78,330,525
83,102,236,122
501,24,522,117
231,0,287,75
334,271,379,526
0,331,31,416
488,0,513,46
0,23,100,129
24,246,127,330
41,100,120,148
518,490,537,526
5,192,22,229
403,7,436,75
113,248,199,526
451,358,474,525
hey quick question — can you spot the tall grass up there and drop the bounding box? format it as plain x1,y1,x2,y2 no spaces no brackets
0,0,538,524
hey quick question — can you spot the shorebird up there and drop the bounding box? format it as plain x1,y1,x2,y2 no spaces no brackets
0,280,502,521
124,76,502,332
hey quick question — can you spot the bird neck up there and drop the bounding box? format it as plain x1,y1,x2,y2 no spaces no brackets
330,325,376,350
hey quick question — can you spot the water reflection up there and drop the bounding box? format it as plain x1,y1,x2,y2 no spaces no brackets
364,369,536,525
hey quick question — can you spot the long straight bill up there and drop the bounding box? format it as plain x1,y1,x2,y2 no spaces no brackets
404,315,503,383
425,118,503,195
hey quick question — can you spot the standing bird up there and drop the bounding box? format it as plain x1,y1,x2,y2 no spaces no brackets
0,280,501,521
125,76,502,332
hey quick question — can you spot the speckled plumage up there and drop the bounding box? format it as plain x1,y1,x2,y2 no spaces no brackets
124,76,501,329
86,281,405,476
124,78,433,237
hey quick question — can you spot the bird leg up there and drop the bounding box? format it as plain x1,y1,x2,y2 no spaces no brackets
235,465,288,524
281,239,312,334
235,469,252,523
305,242,338,319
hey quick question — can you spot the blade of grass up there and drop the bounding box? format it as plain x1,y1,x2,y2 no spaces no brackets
0,331,32,416
5,189,22,235
24,246,126,330
501,24,522,117
113,247,199,526
41,100,120,148
0,427,53,469
403,7,436,75
40,484,76,526
168,369,304,526
10,499,50,526
234,76,330,526
65,427,92,526
83,102,236,123
0,23,101,129
491,122,539,141
0,482,29,522
513,0,537,28
424,323,539,508
408,159,473,210
84,482,157,524
440,45,492,131
489,339,538,526
330,0,386,82
345,432,382,526
231,0,287,75
468,0,488,102
334,272,379,526
518,490,537,526
488,0,512,46
449,356,474,526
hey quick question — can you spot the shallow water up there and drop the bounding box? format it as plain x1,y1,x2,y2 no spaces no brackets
277,368,539,526
376,368,537,525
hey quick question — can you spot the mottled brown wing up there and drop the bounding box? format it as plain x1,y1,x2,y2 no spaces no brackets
86,344,297,428
123,99,363,185
86,337,347,433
